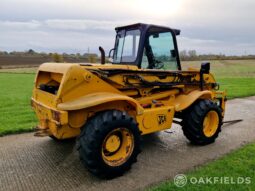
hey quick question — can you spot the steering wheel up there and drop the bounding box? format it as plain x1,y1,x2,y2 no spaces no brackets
154,60,164,69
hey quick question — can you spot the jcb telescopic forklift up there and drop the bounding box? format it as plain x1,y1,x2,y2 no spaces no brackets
31,23,226,178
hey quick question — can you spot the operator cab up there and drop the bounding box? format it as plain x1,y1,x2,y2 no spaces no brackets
109,23,181,70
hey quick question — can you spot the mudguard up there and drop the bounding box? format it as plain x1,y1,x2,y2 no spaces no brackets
57,92,144,114
174,90,213,111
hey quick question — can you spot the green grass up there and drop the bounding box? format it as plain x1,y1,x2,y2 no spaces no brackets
182,60,255,99
218,78,255,99
0,73,37,135
0,67,37,74
182,60,255,79
150,143,255,191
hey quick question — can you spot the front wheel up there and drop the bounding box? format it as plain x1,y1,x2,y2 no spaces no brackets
77,110,141,178
182,99,223,145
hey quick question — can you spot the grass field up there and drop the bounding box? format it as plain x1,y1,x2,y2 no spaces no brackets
0,67,37,74
150,142,255,191
0,60,254,136
0,73,36,135
182,60,255,99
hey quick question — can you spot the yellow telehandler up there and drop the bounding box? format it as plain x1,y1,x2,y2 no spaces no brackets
31,23,226,178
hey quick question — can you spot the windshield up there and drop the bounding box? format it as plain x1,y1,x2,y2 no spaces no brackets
141,31,178,70
113,29,141,63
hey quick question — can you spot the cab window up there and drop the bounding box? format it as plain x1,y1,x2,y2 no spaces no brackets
113,29,140,63
141,32,178,70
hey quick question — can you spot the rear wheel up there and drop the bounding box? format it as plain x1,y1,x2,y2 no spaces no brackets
77,110,141,178
182,99,223,145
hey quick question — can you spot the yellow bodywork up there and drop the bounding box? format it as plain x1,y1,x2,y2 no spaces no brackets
31,62,226,139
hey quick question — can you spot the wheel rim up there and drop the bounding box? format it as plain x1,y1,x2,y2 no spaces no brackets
102,128,134,167
203,111,219,137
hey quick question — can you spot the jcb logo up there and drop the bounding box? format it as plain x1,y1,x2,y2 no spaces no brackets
158,115,167,125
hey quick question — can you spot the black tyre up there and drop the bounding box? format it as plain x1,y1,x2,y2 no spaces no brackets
77,110,141,178
182,99,223,145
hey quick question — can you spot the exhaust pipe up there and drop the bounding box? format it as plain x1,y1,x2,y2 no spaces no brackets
99,46,105,64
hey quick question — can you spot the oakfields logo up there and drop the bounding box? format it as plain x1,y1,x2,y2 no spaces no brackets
174,174,251,187
174,174,187,187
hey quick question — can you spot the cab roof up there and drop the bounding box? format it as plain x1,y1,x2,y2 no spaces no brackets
115,23,181,35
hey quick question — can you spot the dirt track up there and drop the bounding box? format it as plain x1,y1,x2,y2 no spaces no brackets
0,97,255,191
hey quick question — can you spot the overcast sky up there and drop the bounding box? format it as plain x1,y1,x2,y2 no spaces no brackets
0,0,254,55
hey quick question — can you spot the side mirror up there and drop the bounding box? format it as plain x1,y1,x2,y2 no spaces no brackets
170,49,176,58
108,48,115,58
199,62,210,90
200,62,210,74
153,33,159,38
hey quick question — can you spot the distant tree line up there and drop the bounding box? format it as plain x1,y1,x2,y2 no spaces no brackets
0,49,98,58
0,49,254,62
179,50,255,61
0,49,99,63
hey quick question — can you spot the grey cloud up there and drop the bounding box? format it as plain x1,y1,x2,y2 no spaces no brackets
45,19,116,31
0,0,255,55
0,19,117,53
178,37,255,55
0,20,41,30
